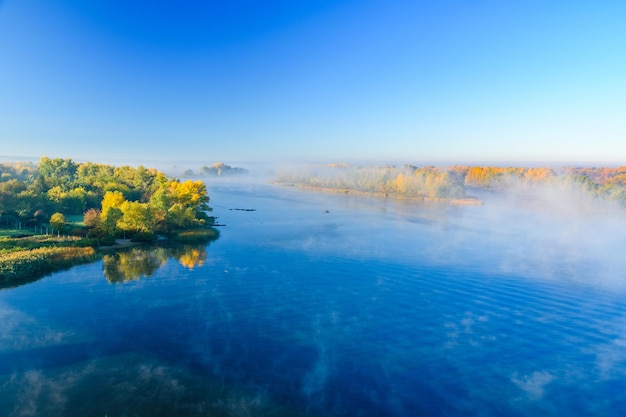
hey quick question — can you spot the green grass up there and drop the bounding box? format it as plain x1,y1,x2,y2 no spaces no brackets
65,214,85,226
1,234,85,251
0,229,33,238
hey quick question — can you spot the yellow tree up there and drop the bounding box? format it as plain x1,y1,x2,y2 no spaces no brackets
50,212,66,232
101,191,125,218
100,191,125,235
170,180,210,211
395,173,407,194
149,179,211,231
118,201,154,233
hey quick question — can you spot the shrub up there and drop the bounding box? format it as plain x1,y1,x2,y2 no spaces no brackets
173,228,220,243
99,235,117,246
76,238,99,247
131,231,157,243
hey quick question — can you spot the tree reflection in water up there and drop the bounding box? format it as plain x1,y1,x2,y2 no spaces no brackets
103,243,209,283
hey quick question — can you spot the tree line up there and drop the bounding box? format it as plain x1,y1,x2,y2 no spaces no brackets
275,164,467,199
450,165,626,205
275,163,626,205
0,157,213,243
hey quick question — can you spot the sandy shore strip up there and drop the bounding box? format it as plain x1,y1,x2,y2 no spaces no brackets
274,182,483,205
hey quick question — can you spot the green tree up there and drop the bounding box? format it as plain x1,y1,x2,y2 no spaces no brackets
66,187,87,213
0,180,25,215
118,201,154,233
50,212,66,232
38,157,77,188
102,207,122,236
149,179,211,231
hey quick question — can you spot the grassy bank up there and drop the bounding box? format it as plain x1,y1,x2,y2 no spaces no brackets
0,246,99,288
171,228,220,243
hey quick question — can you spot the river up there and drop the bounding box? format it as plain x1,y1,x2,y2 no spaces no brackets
1,181,625,416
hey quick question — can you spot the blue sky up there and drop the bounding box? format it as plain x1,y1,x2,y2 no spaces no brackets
1,0,625,165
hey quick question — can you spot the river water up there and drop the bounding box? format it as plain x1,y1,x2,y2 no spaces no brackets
1,181,625,416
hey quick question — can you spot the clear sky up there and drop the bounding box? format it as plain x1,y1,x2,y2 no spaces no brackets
1,0,625,165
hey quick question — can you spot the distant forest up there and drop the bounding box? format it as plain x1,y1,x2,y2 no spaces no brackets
275,164,626,205
0,157,212,241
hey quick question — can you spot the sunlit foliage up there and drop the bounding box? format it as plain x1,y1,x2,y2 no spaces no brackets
118,201,154,233
455,166,555,188
0,246,97,283
149,180,212,232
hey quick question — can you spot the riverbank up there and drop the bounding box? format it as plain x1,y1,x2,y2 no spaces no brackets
97,238,143,251
0,227,220,289
274,182,483,206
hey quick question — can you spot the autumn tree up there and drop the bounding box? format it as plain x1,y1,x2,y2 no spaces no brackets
83,208,101,229
0,157,219,236
149,179,211,231
99,191,125,236
101,191,125,220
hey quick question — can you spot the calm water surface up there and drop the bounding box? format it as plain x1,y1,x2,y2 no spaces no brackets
1,182,626,416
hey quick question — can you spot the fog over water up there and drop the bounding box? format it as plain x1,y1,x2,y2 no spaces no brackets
1,178,625,416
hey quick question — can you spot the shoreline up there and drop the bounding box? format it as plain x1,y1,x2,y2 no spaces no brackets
97,238,145,251
1,227,220,289
274,182,483,206
0,246,99,290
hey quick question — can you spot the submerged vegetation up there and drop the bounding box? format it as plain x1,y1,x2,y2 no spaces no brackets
0,157,219,285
